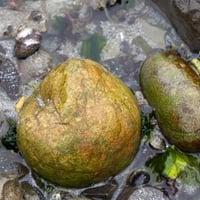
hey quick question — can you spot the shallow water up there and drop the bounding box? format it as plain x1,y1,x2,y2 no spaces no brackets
0,0,200,199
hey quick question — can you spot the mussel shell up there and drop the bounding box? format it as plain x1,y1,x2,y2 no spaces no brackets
15,27,41,59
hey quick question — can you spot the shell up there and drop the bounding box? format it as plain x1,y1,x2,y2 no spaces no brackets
15,27,41,59
149,130,166,151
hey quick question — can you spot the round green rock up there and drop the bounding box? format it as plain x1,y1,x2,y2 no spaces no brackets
17,58,141,188
140,51,200,152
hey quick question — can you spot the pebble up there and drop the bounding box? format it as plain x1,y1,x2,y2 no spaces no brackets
68,198,92,200
0,149,29,178
117,185,170,200
21,181,44,200
18,49,53,84
1,178,22,200
149,133,166,151
81,179,118,199
134,18,166,49
0,53,21,100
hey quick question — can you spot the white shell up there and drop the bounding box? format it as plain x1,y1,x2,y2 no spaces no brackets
16,28,33,40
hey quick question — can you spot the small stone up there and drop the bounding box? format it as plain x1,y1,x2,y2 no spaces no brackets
21,181,45,200
0,150,29,178
115,9,127,22
18,49,52,84
29,10,43,22
69,198,92,200
151,0,200,51
81,179,118,200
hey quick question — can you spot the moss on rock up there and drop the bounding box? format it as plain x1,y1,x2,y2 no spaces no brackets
17,58,141,188
140,51,200,152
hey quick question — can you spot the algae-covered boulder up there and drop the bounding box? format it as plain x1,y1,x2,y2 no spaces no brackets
17,58,141,188
140,51,200,152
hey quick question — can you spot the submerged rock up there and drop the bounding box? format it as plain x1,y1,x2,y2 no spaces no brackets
117,185,169,200
18,49,52,84
151,0,200,52
1,179,22,200
81,179,118,199
0,54,21,100
0,149,29,178
21,181,45,200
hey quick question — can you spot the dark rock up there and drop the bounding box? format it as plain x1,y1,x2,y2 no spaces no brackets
0,54,21,99
151,0,200,52
0,149,29,178
29,10,43,22
81,179,118,200
18,49,52,84
68,198,92,200
116,185,169,200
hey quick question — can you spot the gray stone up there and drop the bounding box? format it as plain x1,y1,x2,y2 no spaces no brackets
0,6,47,38
81,179,118,199
116,185,169,200
0,149,29,179
18,49,53,84
151,0,200,52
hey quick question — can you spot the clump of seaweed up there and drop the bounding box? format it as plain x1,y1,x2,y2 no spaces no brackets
1,119,18,152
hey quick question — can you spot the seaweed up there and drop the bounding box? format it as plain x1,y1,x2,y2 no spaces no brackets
1,119,18,152
141,111,155,138
81,33,107,62
146,146,200,186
